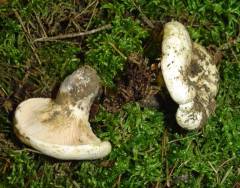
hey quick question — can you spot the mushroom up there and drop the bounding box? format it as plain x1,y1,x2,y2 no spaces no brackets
160,21,219,130
14,66,112,160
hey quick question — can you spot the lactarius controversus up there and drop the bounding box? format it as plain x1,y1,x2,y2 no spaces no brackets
14,66,111,160
160,21,219,130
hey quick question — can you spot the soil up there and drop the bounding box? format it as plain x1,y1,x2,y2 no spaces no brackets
100,53,153,113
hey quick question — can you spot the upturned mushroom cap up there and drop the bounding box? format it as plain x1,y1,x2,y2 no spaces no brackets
14,66,112,160
160,21,219,130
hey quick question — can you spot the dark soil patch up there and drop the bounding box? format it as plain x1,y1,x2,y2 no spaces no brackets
100,53,153,113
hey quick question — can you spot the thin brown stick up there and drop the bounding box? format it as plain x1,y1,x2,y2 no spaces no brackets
113,174,122,188
34,11,48,38
217,156,236,170
168,132,201,144
85,0,98,31
34,24,112,42
108,42,127,60
14,10,42,65
74,0,97,20
131,0,154,28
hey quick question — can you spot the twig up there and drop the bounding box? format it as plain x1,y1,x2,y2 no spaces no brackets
85,0,98,31
208,161,218,174
113,174,122,188
34,11,48,38
164,161,178,187
168,132,201,144
74,0,97,20
131,0,154,28
177,160,190,170
0,156,11,173
154,181,160,188
220,166,233,185
72,180,80,188
34,24,112,42
217,156,236,170
14,10,42,65
108,42,127,60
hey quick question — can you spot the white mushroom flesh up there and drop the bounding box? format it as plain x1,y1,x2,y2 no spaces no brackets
160,21,219,130
161,21,196,104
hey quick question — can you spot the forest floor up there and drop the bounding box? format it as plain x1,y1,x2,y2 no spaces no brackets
0,0,240,187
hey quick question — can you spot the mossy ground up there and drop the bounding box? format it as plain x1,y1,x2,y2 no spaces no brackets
0,0,240,187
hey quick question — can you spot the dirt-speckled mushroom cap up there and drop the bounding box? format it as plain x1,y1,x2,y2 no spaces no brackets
14,66,112,160
176,43,219,129
160,21,219,130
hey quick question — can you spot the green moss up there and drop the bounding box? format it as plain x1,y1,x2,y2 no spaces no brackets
85,1,148,86
0,0,240,187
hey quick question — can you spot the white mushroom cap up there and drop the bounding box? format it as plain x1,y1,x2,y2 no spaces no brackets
161,21,196,105
14,66,112,160
160,21,219,130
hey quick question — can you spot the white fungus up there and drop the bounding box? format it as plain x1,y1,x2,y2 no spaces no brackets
14,66,112,160
160,21,219,130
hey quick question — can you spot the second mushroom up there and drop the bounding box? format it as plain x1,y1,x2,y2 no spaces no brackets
160,21,219,130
